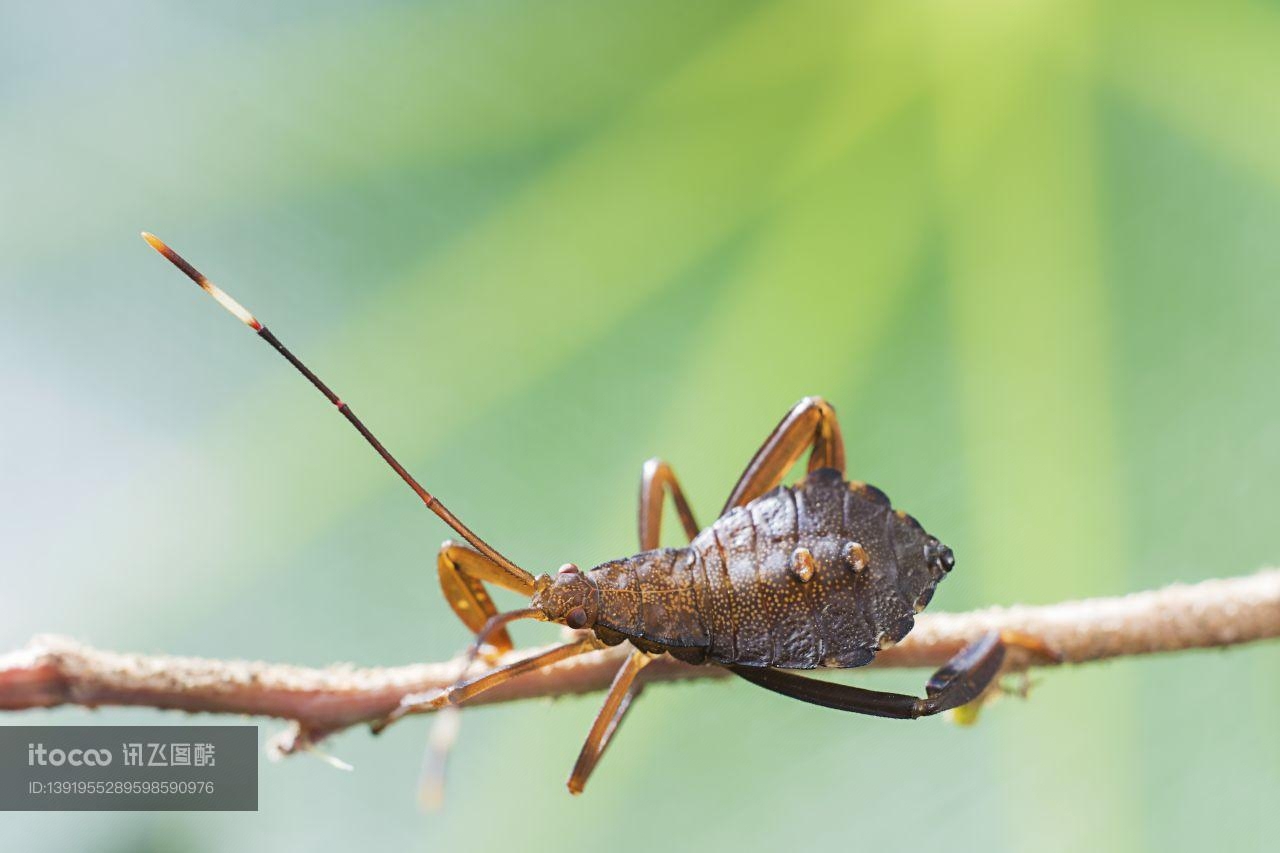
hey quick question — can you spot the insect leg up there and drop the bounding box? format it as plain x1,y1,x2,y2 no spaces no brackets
430,540,605,807
566,648,653,794
728,664,924,718
373,637,600,732
722,396,846,512
915,630,1008,715
420,548,526,810
729,631,1038,719
437,541,520,655
417,705,460,811
638,458,700,550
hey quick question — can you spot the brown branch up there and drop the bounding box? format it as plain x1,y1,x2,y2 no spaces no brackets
2,570,1277,748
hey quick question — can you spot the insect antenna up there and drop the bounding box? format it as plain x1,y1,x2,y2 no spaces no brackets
141,232,536,594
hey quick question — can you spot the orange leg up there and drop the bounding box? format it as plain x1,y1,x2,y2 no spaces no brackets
419,542,537,804
559,463,700,794
638,457,700,550
375,637,600,731
727,394,844,507
567,648,654,795
437,540,530,654
722,396,846,513
416,705,460,811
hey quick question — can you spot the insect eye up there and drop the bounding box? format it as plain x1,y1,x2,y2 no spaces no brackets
565,607,589,629
558,563,580,575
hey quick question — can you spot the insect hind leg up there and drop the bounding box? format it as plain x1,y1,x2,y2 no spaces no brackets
729,631,1054,719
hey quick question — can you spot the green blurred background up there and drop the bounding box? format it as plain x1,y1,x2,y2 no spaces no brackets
2,1,1278,850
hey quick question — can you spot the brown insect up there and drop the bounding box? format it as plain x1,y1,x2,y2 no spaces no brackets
143,232,1050,795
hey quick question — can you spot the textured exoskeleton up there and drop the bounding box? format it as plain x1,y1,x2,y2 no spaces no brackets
585,468,953,668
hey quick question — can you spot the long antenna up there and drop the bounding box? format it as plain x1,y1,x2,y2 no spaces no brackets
141,231,536,594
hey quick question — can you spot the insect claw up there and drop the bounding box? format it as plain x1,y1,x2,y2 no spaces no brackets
998,630,1063,666
370,689,451,734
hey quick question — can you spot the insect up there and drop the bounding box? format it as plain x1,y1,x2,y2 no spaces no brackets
143,232,1051,795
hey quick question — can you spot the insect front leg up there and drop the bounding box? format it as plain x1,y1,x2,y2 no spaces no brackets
437,540,523,655
374,636,602,732
722,396,846,512
638,458,700,550
421,541,529,807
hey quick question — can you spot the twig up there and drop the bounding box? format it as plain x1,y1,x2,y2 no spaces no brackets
2,571,1276,749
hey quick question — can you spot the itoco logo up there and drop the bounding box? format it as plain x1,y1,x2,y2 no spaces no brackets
27,743,113,766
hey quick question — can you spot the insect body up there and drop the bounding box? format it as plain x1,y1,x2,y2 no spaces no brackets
574,468,953,669
143,233,1041,796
